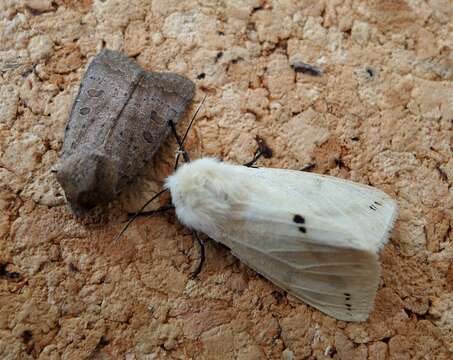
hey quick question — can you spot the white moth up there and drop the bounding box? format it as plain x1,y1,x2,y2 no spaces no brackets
165,158,397,322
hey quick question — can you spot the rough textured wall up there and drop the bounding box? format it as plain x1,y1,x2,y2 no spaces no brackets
1,0,452,359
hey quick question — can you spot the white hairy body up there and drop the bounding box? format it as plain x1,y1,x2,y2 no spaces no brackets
165,158,397,321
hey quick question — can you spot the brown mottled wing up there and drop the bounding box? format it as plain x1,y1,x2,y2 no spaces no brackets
58,49,194,212
62,49,195,184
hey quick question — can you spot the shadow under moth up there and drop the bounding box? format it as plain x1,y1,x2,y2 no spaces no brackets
56,49,195,215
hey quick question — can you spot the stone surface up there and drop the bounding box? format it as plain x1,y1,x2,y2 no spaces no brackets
27,34,54,62
0,1,452,359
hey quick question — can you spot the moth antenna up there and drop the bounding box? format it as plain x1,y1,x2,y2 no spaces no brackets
174,94,207,169
169,94,207,275
182,94,207,145
169,120,190,167
113,188,168,242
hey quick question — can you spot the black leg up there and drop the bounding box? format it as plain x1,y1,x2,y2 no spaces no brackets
300,163,316,172
243,152,264,167
190,231,205,279
127,203,175,218
168,120,190,168
243,135,273,167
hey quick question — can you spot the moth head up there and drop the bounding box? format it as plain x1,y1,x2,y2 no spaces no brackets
165,158,246,232
56,149,119,215
166,157,220,195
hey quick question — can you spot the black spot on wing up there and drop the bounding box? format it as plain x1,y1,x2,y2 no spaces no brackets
344,293,352,311
293,214,307,233
370,200,384,210
293,214,305,224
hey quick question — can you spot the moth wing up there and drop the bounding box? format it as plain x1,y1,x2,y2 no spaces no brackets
63,49,195,184
228,239,379,321
218,167,397,321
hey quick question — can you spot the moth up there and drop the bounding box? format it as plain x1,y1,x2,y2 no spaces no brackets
164,158,397,321
56,49,195,215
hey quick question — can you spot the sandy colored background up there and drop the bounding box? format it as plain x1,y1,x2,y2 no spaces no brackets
1,0,453,359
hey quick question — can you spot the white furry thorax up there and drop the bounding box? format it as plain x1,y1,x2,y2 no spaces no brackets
165,158,247,234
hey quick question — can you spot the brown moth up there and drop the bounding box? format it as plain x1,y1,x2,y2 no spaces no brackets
56,49,195,215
